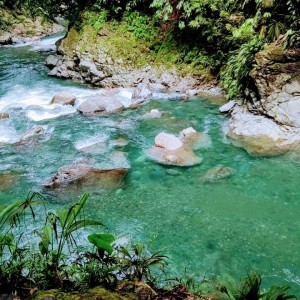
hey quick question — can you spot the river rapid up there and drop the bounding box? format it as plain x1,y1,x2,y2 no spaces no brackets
0,35,300,293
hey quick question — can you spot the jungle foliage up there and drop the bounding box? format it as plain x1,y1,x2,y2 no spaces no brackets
1,0,299,98
0,194,297,299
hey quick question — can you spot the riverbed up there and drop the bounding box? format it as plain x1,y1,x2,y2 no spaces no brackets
0,36,300,292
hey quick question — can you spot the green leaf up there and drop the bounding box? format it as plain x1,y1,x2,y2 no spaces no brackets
88,233,115,254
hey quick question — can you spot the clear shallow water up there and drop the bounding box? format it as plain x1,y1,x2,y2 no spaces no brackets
0,37,300,293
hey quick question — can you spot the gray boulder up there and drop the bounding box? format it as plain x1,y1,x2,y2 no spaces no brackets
50,92,76,106
44,163,128,190
219,100,236,113
131,83,152,104
78,96,124,116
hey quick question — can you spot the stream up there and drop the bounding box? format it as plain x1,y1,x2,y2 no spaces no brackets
0,35,300,292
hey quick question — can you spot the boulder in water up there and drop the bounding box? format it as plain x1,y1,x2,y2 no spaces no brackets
78,96,124,116
131,83,152,104
50,92,76,106
17,125,52,145
147,132,202,166
0,112,9,120
141,109,162,119
44,163,128,190
179,127,211,150
200,165,235,183
227,106,300,156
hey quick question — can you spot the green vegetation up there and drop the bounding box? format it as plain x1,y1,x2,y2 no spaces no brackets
1,0,299,99
0,194,297,299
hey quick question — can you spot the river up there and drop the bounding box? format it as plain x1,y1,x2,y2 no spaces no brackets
0,35,300,293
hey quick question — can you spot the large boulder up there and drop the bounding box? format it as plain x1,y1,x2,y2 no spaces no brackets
249,40,300,127
227,106,300,156
78,97,124,116
146,132,202,166
131,83,152,104
50,92,76,106
44,163,128,190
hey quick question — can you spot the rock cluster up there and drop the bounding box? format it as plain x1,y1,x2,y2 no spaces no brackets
146,128,209,166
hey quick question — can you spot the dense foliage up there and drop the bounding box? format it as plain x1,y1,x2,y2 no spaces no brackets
1,0,299,98
0,194,297,299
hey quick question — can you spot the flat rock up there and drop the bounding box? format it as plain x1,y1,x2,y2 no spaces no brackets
154,132,183,150
219,100,236,113
200,165,235,183
147,145,202,167
51,92,76,106
78,96,124,116
227,106,300,156
44,163,128,190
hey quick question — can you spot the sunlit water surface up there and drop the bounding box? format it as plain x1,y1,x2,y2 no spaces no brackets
0,36,300,293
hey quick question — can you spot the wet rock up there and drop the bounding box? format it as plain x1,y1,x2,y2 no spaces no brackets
0,33,12,45
44,163,128,190
179,127,211,150
0,173,17,190
50,92,76,106
147,132,202,167
0,112,9,120
131,83,152,104
18,125,52,145
78,96,124,116
219,100,236,113
111,137,129,147
141,109,162,119
227,106,300,156
200,165,235,182
155,132,183,150
45,54,61,69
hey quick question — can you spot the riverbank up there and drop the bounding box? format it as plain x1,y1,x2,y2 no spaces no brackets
0,8,64,46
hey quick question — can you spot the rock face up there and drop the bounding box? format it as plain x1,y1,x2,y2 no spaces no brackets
200,165,235,183
249,39,300,127
45,27,202,91
147,131,202,166
226,106,300,156
0,14,64,46
44,163,128,190
78,97,124,116
51,92,76,106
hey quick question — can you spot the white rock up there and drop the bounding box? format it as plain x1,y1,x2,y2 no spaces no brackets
219,100,236,113
154,132,183,150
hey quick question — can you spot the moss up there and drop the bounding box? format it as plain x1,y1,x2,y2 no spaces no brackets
30,287,138,300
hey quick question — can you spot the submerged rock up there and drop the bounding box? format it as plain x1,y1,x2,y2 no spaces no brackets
179,127,211,150
78,96,124,116
0,112,9,120
50,92,76,106
147,132,202,166
141,109,162,119
17,125,52,146
227,106,300,156
44,163,128,190
200,165,235,183
0,173,17,190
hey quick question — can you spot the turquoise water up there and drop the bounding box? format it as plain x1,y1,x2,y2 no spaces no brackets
0,39,300,293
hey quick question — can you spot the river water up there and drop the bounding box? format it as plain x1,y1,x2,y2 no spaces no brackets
0,36,300,293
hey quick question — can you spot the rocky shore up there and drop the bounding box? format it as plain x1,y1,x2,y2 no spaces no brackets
0,9,64,46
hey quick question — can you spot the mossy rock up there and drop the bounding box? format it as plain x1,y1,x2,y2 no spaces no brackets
30,287,138,300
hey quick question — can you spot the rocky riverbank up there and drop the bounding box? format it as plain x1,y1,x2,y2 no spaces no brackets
0,9,64,46
222,38,300,156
